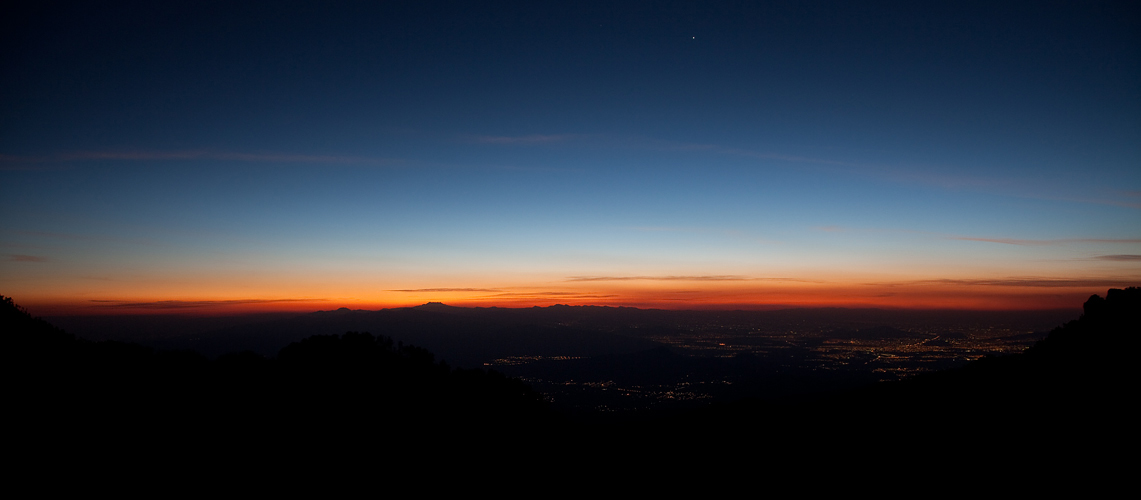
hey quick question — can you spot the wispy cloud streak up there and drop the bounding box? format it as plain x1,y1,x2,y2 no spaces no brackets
630,137,1140,209
1095,255,1141,261
814,227,1141,246
885,277,1140,288
953,237,1141,246
567,275,751,282
565,275,819,282
90,299,325,309
388,288,501,292
7,254,47,262
486,291,620,299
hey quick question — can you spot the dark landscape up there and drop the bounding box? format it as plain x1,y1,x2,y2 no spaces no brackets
9,288,1135,475
43,302,1079,415
4,1,1138,485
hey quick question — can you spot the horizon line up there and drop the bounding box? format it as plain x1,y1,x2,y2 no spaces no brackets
20,299,1090,317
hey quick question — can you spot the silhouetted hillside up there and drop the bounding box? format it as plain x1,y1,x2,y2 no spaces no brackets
33,301,1078,417
151,306,665,364
881,287,1138,408
44,304,1074,362
662,288,1139,456
8,290,1133,473
4,295,552,465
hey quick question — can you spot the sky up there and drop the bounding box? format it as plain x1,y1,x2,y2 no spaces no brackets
2,1,1139,314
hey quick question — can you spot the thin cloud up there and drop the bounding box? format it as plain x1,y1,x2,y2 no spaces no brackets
567,275,752,282
472,134,580,144
870,170,1140,209
1095,255,1141,261
835,228,1141,246
7,254,47,262
562,275,823,282
1053,196,1141,210
899,278,1140,288
952,236,1141,246
487,291,620,299
17,230,157,247
489,291,580,296
453,132,1141,210
388,288,501,292
90,298,325,309
639,138,1140,210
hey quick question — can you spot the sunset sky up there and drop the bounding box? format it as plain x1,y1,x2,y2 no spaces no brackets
2,1,1139,314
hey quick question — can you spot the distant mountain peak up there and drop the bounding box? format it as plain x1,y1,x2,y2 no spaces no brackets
413,302,457,312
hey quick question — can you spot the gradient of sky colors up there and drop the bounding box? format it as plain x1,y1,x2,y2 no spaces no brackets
2,1,1139,314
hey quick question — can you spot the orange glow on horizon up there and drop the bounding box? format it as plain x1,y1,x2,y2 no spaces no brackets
14,280,1117,316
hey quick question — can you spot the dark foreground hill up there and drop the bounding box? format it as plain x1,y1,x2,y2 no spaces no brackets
649,288,1139,456
4,295,552,472
6,289,1136,479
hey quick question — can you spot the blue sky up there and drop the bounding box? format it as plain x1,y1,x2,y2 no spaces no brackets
2,1,1138,312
